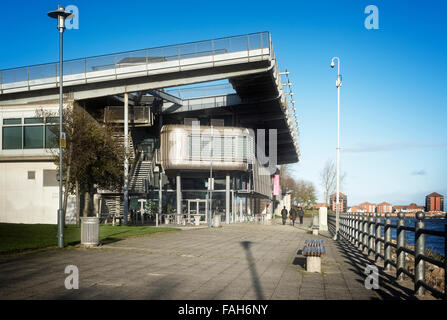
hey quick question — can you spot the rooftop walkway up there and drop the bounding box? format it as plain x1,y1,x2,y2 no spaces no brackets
0,218,436,300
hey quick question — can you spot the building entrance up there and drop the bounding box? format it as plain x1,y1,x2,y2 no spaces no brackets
187,199,208,225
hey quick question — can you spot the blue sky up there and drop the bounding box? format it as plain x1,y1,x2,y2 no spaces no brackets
1,0,446,206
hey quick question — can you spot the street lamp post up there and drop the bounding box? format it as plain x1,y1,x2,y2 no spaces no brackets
331,57,342,241
208,125,214,227
48,6,72,248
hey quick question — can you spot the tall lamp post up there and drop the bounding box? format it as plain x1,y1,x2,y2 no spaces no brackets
330,57,342,241
48,6,72,248
208,125,214,227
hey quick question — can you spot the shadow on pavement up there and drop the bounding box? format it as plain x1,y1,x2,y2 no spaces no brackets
240,241,265,300
328,227,419,300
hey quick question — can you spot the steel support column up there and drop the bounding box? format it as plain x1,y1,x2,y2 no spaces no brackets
225,174,230,224
176,174,182,224
124,92,129,225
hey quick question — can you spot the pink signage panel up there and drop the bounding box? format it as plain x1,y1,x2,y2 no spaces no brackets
273,174,280,196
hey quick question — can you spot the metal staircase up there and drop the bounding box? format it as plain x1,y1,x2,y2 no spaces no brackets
101,196,123,223
99,131,157,223
129,158,154,193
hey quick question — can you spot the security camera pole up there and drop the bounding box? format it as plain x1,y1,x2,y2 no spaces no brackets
48,6,72,248
330,57,342,241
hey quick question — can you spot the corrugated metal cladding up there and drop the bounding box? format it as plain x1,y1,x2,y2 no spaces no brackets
253,159,273,198
160,124,253,171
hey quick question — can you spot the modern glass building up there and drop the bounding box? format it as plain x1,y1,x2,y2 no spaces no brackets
0,32,300,225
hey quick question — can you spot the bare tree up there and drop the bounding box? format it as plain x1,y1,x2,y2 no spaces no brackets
320,159,346,205
38,105,124,226
295,180,317,208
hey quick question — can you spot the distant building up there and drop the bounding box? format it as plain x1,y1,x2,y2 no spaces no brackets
377,202,392,214
347,206,366,213
425,192,444,212
311,203,329,210
407,203,425,214
329,192,347,212
393,203,424,214
359,202,376,213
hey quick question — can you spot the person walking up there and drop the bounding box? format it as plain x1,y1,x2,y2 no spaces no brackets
281,206,288,225
290,206,297,226
298,206,305,224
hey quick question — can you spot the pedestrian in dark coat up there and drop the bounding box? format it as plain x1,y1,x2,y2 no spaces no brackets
298,207,305,224
290,207,297,226
281,206,288,225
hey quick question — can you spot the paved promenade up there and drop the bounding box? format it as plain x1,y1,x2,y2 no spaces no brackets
0,218,434,300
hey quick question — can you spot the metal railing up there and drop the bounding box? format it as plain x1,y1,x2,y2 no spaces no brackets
104,105,152,124
0,32,271,94
328,211,447,299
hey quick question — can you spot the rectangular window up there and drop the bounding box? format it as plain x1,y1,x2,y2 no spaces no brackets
43,170,58,187
24,126,44,149
46,117,59,124
28,171,36,180
2,126,22,149
45,125,58,148
3,118,21,125
24,118,44,124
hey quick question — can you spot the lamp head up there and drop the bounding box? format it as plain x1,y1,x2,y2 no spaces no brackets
330,61,335,68
48,6,72,32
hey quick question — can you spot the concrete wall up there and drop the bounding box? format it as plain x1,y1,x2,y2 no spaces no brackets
275,193,291,216
0,161,75,224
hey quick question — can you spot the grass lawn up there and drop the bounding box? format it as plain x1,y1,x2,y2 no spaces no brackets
0,223,179,254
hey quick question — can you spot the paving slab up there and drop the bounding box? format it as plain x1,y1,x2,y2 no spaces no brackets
0,218,438,300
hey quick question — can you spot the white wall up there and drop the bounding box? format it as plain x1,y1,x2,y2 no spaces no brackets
275,193,291,216
0,162,75,224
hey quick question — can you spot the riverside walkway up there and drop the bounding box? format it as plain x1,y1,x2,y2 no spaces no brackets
0,218,436,300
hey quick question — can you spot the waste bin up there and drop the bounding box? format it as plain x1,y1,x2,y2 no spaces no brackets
81,217,100,247
213,214,222,228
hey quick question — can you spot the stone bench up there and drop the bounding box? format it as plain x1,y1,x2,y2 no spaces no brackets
302,240,325,273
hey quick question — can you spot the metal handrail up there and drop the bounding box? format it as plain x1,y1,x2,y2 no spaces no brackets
0,32,271,90
328,211,447,300
0,31,271,73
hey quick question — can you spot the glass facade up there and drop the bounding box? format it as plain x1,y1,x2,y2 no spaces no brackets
45,125,58,148
2,126,22,150
1,117,59,150
24,126,44,149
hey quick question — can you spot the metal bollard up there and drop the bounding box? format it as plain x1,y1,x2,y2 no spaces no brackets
396,211,406,281
355,213,360,246
369,212,375,256
349,213,353,241
358,213,363,250
375,213,382,262
346,214,348,237
345,214,348,238
365,212,371,255
344,214,348,238
384,213,392,271
359,213,364,250
363,212,369,253
414,211,426,296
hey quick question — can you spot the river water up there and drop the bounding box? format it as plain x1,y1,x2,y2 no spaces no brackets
379,218,447,256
